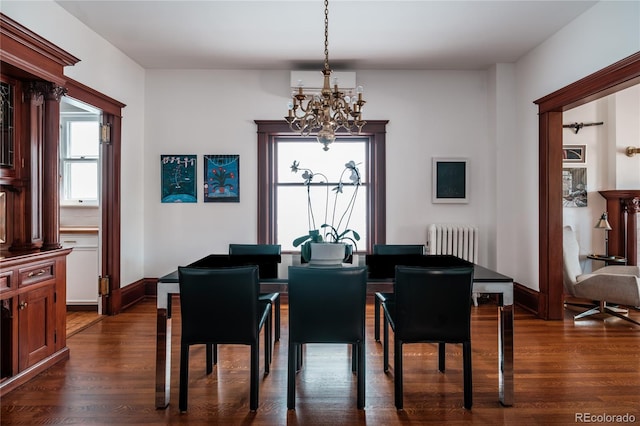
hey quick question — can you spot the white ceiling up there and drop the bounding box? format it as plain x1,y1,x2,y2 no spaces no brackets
55,0,597,70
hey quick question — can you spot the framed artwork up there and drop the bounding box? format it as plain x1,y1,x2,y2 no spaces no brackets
562,167,587,207
204,154,240,202
562,145,586,163
160,155,197,203
432,157,468,203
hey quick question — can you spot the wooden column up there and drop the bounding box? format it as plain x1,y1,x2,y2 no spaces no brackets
41,83,65,250
599,190,640,266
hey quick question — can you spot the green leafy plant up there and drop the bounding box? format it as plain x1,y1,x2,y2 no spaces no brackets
290,160,361,260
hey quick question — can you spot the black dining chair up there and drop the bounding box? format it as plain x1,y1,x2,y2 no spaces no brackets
178,266,271,412
229,244,282,343
287,266,368,409
372,244,425,255
381,265,474,410
371,244,426,342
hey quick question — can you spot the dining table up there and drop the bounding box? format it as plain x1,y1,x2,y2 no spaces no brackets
154,262,514,409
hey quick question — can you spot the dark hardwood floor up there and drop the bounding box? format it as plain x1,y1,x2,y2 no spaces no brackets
2,298,639,425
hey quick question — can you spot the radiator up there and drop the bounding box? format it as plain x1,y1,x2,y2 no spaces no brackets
426,224,479,263
427,224,480,305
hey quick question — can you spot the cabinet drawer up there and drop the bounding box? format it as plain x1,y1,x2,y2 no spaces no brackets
19,262,55,287
60,234,98,248
0,271,12,293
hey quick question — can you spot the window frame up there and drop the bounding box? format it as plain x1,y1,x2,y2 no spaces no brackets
60,113,100,207
256,120,388,253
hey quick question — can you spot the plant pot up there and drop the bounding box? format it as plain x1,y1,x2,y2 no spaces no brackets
308,243,348,266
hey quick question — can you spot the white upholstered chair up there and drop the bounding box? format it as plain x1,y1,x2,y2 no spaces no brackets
563,225,640,326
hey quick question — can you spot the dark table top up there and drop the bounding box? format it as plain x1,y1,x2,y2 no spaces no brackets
158,262,512,283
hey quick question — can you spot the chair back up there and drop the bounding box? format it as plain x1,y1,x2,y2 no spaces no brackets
394,266,474,342
288,266,367,343
178,266,260,344
373,244,425,255
229,244,281,278
562,226,582,296
229,244,281,256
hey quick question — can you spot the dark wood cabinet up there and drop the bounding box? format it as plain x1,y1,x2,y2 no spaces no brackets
0,13,78,395
0,248,70,394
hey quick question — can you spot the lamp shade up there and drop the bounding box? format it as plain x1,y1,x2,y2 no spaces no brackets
594,213,612,230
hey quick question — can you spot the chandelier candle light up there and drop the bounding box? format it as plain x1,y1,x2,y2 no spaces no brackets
285,0,366,151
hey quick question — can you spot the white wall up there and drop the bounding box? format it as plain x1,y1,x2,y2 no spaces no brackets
562,100,608,273
144,69,496,277
613,86,640,188
2,0,146,287
508,0,640,290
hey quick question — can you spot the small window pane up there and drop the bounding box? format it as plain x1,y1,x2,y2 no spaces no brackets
278,138,367,183
65,162,98,200
69,121,99,158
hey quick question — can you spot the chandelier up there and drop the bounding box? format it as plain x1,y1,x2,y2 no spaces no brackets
285,0,366,151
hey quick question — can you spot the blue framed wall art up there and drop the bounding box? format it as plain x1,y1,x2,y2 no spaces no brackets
204,154,240,203
161,155,197,203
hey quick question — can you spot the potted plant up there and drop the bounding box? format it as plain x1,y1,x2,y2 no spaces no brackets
290,160,361,264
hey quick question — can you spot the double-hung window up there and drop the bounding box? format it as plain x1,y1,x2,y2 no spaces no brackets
277,137,368,251
60,114,100,206
256,120,387,253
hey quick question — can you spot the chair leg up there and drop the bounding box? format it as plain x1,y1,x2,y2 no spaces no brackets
287,342,297,410
383,315,390,372
264,312,271,374
603,306,640,326
274,296,281,341
573,306,602,320
374,296,381,342
250,342,259,412
351,344,357,373
179,344,190,413
463,341,473,409
296,345,303,371
357,341,365,409
206,344,213,375
438,342,446,372
394,340,403,410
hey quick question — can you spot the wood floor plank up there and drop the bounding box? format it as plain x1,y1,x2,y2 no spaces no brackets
1,298,639,425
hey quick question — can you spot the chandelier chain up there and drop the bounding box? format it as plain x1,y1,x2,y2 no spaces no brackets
324,0,330,71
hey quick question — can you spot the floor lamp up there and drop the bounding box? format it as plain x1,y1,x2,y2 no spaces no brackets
594,212,612,256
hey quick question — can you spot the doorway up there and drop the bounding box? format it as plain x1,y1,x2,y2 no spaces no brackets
64,78,124,315
536,52,640,320
60,96,102,312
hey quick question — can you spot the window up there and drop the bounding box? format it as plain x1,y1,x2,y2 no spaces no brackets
256,120,388,253
277,137,368,251
60,113,100,206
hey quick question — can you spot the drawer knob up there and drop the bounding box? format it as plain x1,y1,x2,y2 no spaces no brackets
18,301,28,310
